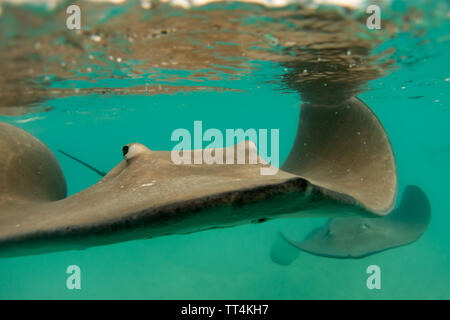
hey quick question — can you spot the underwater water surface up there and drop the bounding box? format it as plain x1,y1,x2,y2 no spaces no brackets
0,0,449,299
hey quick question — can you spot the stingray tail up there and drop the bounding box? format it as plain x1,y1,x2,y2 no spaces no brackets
58,150,106,177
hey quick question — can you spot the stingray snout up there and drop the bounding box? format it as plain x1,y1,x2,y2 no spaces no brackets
122,143,151,160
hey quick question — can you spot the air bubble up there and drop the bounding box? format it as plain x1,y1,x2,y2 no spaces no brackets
90,35,102,42
140,0,152,9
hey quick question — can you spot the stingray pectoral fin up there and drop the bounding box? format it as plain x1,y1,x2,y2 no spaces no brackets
270,231,301,266
385,185,431,242
282,97,397,216
0,122,67,204
277,227,343,258
270,225,331,265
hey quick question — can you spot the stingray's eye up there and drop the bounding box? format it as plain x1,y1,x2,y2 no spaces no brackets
122,143,151,160
326,229,333,237
122,146,129,157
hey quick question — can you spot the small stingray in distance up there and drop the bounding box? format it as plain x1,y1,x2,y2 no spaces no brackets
271,185,431,263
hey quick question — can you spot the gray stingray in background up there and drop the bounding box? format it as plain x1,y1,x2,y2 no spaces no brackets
0,97,398,257
270,185,431,264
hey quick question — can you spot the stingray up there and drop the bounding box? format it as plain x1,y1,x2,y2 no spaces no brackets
271,185,431,263
0,97,398,257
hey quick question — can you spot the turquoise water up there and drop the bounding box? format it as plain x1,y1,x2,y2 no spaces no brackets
0,1,449,299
